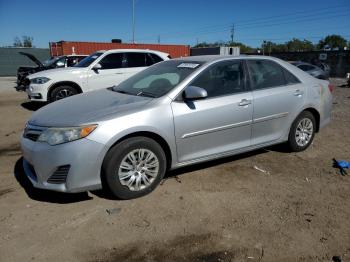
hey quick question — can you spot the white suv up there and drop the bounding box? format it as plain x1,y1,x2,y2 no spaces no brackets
26,49,170,102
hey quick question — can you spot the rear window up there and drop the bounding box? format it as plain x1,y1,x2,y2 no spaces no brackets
298,64,315,71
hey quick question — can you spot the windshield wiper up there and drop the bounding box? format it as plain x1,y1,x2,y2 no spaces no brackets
113,89,134,95
136,91,157,98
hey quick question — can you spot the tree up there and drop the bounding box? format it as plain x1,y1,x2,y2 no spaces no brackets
228,41,254,53
13,36,22,47
285,38,314,52
22,36,34,47
317,34,348,50
13,35,34,47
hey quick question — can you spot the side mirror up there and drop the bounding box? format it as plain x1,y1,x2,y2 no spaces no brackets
92,63,102,71
183,86,207,100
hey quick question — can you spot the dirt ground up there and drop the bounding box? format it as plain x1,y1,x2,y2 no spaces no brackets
0,77,349,262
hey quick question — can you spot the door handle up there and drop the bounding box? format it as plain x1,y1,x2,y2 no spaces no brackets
115,72,124,75
238,99,251,106
293,89,304,96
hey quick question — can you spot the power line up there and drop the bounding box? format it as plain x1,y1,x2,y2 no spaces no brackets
135,3,350,41
139,12,350,42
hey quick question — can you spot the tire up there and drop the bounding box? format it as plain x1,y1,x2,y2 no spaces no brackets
50,85,78,102
288,111,316,152
102,137,167,200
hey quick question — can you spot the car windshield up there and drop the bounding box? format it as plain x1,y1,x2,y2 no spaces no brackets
43,56,62,67
112,60,203,98
74,52,103,67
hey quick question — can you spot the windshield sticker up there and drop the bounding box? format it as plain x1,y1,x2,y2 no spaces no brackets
177,63,200,69
91,55,98,59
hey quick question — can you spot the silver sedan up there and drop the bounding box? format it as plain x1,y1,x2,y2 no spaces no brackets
21,55,333,199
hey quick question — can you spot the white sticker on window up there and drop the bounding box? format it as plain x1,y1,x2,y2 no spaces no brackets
177,63,200,69
91,55,98,59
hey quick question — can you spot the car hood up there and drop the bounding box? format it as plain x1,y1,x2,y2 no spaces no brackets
28,89,153,127
28,67,87,79
19,52,44,67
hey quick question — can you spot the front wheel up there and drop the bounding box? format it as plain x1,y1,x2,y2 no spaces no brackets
102,137,167,199
288,111,316,152
50,85,78,102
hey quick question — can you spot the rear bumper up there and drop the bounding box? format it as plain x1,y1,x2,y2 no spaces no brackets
21,136,107,193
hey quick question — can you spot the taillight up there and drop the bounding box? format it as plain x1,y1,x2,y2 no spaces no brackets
328,84,334,93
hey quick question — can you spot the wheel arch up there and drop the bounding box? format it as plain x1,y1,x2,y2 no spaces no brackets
47,81,83,100
302,107,320,132
102,131,173,172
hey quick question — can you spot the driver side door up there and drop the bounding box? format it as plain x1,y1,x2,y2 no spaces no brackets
171,60,253,163
87,53,128,91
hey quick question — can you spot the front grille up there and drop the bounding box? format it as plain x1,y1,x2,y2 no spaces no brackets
47,165,70,184
23,124,44,142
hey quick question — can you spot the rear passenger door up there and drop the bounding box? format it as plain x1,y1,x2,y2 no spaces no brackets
247,59,305,145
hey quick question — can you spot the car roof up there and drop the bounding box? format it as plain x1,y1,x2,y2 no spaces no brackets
96,49,169,56
173,55,284,64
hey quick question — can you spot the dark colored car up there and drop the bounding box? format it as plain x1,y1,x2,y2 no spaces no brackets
16,52,87,91
290,61,329,80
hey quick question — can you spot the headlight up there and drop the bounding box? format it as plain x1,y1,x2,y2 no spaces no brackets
30,77,50,84
38,125,97,145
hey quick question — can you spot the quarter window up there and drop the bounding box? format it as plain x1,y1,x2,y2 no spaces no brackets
283,68,300,84
190,61,245,98
247,60,286,89
99,53,123,69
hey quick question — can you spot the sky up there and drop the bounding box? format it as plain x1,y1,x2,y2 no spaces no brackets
0,0,350,48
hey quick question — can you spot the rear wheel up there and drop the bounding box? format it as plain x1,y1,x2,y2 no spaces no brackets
102,137,167,199
50,85,78,102
288,111,316,152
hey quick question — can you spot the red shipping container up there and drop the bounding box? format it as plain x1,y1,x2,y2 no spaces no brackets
49,41,190,58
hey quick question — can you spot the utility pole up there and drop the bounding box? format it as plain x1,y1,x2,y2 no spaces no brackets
157,35,160,44
262,40,266,55
230,24,234,44
132,0,135,43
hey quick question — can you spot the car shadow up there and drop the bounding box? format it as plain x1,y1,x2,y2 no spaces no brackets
91,143,290,200
14,157,93,204
14,143,290,202
21,102,46,111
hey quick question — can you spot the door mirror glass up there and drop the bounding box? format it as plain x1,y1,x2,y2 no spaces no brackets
92,63,102,71
183,86,207,100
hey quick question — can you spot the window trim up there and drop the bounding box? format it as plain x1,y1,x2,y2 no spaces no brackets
245,59,300,91
175,59,250,102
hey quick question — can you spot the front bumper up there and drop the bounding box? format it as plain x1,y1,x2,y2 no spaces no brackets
26,83,49,102
21,136,107,193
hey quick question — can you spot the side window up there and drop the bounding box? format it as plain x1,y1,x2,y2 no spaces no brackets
126,53,146,67
247,60,286,90
99,53,123,69
190,60,245,98
283,69,300,84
